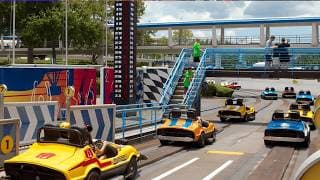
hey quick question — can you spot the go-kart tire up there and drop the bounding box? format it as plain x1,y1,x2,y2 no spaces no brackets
160,140,170,146
220,117,226,122
85,170,100,180
301,136,310,148
250,113,256,121
264,140,273,147
243,114,248,122
125,157,138,180
205,132,216,145
310,124,316,131
197,133,206,148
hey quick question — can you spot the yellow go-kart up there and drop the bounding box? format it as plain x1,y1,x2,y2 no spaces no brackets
289,103,315,130
4,124,147,180
218,98,256,122
157,108,216,147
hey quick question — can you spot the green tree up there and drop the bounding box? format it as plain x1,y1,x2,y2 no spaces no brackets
0,2,61,63
158,36,168,46
173,29,193,45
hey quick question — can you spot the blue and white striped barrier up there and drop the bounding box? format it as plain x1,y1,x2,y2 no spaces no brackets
4,101,58,145
0,118,20,168
70,104,116,142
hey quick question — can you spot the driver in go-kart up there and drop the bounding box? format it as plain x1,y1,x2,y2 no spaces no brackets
59,122,115,160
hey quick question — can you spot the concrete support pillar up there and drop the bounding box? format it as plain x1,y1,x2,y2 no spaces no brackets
266,25,270,40
260,24,266,47
312,23,319,47
211,26,217,47
220,27,224,45
168,28,173,47
0,34,3,50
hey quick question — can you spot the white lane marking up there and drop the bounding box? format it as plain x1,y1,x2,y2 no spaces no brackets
202,160,233,180
152,157,200,180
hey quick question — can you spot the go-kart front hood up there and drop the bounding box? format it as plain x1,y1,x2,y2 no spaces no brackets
267,120,304,132
160,118,197,130
5,142,78,170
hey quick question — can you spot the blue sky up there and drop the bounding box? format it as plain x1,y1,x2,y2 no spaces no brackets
140,1,319,40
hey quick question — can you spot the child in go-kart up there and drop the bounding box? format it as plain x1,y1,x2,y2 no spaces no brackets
84,124,117,160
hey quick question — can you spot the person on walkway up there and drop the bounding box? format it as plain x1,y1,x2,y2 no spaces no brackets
278,38,291,69
265,35,275,69
193,39,201,64
183,67,193,94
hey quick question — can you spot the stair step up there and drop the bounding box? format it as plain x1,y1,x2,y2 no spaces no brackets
172,95,184,99
175,86,184,90
174,91,184,95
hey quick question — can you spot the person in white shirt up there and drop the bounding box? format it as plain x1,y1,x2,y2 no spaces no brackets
265,35,275,69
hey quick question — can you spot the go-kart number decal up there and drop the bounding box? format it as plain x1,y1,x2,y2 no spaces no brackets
0,84,7,94
85,149,94,158
113,155,127,164
36,153,56,159
0,135,14,154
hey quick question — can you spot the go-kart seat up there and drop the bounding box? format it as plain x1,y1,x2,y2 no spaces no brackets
171,108,182,119
236,99,243,106
272,111,284,119
271,87,275,91
301,105,311,111
187,109,196,119
71,126,93,146
69,132,81,145
290,87,294,91
201,120,209,128
265,87,270,91
306,91,311,95
285,87,289,91
290,104,298,110
289,112,300,120
43,128,59,141
226,98,233,105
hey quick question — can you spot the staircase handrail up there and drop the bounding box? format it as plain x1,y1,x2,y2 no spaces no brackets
183,49,208,107
160,48,192,106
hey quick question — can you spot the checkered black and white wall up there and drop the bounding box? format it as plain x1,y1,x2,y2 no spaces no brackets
142,67,171,103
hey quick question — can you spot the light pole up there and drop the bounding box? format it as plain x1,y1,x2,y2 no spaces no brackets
65,0,68,65
105,0,108,67
12,0,15,64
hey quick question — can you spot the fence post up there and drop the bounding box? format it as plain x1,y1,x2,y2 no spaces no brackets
122,111,126,139
138,109,142,141
0,84,7,119
64,86,75,122
154,110,157,130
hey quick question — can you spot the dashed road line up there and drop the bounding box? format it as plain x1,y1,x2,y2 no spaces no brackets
151,157,200,180
207,150,244,156
202,160,234,180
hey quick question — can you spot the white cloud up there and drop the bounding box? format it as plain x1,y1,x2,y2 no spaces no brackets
142,1,320,23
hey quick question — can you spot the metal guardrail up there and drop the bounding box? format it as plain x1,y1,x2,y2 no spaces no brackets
183,49,208,108
115,103,188,140
204,48,320,70
159,48,192,107
137,35,313,46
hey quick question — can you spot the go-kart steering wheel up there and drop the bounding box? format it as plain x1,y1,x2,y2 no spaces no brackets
94,140,104,150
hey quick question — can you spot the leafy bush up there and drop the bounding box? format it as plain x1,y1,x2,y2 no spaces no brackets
215,85,234,97
202,83,216,97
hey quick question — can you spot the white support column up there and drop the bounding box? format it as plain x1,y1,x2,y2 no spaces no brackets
168,28,173,47
312,23,319,47
0,34,3,50
266,25,270,40
211,26,217,47
220,27,224,45
260,24,266,47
